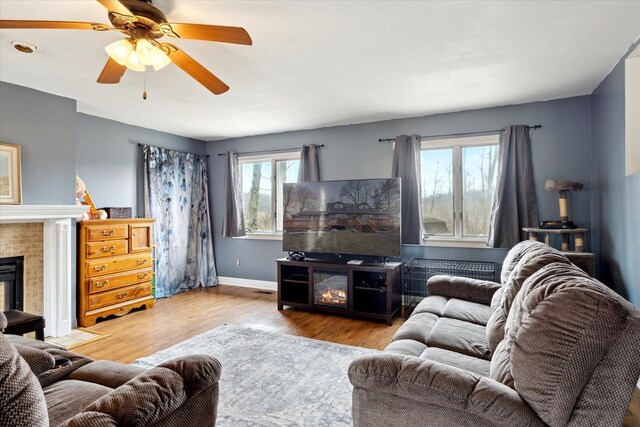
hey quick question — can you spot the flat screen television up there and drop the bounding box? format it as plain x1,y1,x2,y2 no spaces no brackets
282,178,401,257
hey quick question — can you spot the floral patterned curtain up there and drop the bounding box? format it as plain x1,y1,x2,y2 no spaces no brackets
143,145,217,298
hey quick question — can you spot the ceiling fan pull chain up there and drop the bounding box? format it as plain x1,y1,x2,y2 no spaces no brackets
143,71,147,100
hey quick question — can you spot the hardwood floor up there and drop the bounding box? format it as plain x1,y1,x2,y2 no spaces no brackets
74,284,639,427
75,285,402,363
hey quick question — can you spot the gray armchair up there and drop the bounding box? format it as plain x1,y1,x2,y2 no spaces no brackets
0,311,221,427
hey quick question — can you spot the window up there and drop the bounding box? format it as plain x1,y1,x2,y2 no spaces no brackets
239,151,300,235
420,135,499,244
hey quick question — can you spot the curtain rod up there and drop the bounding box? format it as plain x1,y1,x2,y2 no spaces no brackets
217,144,325,157
377,125,542,143
138,143,210,158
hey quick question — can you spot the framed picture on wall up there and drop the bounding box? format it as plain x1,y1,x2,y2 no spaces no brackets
0,142,22,204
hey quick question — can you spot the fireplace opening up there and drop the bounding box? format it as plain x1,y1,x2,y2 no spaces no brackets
313,269,348,308
0,256,24,311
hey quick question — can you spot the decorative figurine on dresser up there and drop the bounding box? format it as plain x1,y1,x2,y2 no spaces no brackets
77,218,155,326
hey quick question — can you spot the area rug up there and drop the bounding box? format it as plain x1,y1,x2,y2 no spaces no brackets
134,324,377,427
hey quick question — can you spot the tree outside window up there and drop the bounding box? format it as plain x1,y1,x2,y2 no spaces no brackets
240,152,300,234
420,135,498,242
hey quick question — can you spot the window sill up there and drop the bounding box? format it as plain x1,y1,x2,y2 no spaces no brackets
421,238,489,248
233,233,283,241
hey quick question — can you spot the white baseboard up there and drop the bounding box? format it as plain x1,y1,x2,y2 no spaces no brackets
218,276,277,291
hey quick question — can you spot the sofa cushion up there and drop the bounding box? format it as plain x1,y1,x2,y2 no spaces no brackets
385,339,490,377
426,318,490,360
499,240,542,284
391,311,439,345
485,308,506,355
68,360,147,389
412,296,448,318
500,244,570,318
489,339,513,387
441,299,493,326
490,286,503,311
413,295,493,326
391,310,490,360
0,333,50,427
505,263,627,427
45,379,113,426
426,275,501,306
486,243,570,356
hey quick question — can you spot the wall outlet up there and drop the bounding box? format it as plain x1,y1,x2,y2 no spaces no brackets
235,259,241,267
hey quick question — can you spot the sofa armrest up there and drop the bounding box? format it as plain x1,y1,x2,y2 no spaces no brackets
61,355,221,427
427,275,501,305
349,353,543,427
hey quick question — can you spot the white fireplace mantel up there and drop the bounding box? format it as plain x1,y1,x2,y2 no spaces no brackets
0,205,89,337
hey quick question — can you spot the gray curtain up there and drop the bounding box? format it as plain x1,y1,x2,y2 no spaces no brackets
392,135,423,244
143,145,217,298
298,144,320,182
487,125,539,248
222,152,246,237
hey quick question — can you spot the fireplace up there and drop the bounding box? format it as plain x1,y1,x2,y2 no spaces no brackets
0,204,89,337
313,269,348,308
0,256,24,311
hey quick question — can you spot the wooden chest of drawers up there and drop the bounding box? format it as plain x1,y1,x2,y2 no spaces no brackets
78,219,155,327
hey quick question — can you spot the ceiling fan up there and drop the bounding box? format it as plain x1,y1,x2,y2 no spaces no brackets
0,0,252,95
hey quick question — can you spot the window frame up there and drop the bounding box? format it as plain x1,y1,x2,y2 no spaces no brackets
237,150,300,239
420,134,499,247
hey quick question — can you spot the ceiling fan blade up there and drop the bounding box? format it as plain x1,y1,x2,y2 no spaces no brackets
164,23,252,45
96,0,134,17
97,58,127,84
0,20,100,30
168,46,229,95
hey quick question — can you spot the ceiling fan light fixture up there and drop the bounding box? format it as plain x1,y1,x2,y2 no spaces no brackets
105,38,133,66
151,47,171,71
124,50,146,72
135,38,171,71
135,38,156,65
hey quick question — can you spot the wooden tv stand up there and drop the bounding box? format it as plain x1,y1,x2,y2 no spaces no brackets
276,258,402,325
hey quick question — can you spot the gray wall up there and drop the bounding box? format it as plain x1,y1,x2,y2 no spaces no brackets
1,82,206,327
0,82,77,205
591,41,640,306
207,96,592,283
77,113,205,216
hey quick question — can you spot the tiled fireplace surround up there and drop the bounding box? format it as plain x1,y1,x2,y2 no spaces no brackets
0,205,88,337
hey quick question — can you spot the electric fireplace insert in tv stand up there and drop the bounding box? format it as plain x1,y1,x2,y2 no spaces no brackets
276,258,402,325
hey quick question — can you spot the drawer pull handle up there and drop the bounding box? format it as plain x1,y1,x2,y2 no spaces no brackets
96,280,109,288
137,259,147,265
101,246,115,253
116,293,127,300
138,273,148,279
94,265,107,272
102,230,115,236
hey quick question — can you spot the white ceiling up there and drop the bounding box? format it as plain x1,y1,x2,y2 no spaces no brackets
1,1,639,141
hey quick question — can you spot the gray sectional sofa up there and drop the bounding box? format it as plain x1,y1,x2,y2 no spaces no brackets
0,312,221,427
349,241,640,427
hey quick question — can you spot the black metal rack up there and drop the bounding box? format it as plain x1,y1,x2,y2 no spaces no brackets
403,259,496,318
